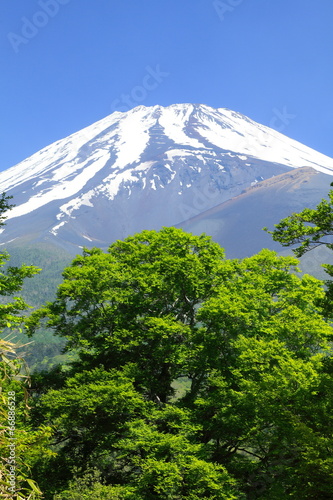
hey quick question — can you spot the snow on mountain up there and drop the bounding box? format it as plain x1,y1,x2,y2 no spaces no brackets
0,103,332,250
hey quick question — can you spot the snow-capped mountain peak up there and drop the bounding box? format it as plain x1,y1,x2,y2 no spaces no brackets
0,103,332,250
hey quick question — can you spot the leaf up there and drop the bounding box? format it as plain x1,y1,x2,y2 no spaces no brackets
26,478,43,494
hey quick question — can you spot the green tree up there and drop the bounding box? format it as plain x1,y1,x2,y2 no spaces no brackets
265,186,333,315
0,193,53,499
265,188,333,258
27,229,333,499
189,250,333,498
27,228,227,403
0,338,53,500
0,196,41,331
40,398,240,499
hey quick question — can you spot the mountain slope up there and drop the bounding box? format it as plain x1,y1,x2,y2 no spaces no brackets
178,166,332,259
1,104,333,252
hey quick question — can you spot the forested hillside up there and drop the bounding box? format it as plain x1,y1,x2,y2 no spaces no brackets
1,192,333,499
1,242,71,370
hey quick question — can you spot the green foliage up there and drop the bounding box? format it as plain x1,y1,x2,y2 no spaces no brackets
264,189,333,257
0,193,14,228
4,242,71,308
27,228,226,402
0,252,40,329
0,195,41,327
2,242,72,370
0,195,54,499
265,187,333,317
52,469,135,499
111,415,241,499
25,228,333,499
0,335,53,500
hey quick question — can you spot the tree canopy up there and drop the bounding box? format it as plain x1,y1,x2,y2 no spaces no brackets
265,188,333,258
265,186,333,316
0,194,51,500
24,227,333,499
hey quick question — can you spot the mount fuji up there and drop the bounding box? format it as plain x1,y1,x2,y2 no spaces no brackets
1,103,333,256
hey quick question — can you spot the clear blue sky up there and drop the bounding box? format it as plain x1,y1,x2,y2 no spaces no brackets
1,0,332,172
